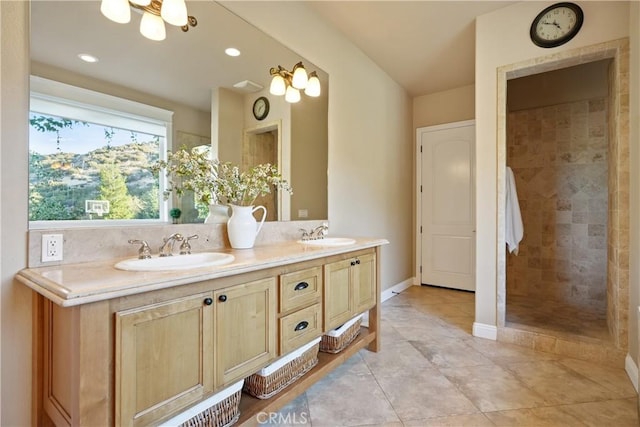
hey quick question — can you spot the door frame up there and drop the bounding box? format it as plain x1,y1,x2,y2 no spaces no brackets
415,119,475,287
243,119,290,221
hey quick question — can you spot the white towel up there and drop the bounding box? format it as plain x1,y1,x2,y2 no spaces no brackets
505,166,524,255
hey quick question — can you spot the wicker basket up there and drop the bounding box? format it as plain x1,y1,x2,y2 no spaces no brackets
320,314,363,354
180,390,241,427
244,338,320,399
160,380,243,427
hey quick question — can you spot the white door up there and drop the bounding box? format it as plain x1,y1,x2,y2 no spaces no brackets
417,121,475,291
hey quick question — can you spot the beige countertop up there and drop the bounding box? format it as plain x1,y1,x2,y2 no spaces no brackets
16,237,388,307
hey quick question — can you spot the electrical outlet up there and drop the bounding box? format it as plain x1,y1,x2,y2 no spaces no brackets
298,209,308,218
42,234,63,262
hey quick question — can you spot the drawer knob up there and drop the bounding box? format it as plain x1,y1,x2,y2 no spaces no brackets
218,295,227,302
355,259,361,265
294,321,309,332
203,297,213,306
294,281,309,291
350,261,356,266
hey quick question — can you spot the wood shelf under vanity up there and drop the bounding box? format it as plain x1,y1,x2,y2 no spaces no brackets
237,327,376,426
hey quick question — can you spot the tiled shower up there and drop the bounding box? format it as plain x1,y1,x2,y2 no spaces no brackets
505,61,613,341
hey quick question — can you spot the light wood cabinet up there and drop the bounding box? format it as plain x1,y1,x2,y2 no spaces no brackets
214,277,277,388
324,252,376,331
29,245,382,427
115,292,214,427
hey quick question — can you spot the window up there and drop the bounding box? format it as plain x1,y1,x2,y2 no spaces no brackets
29,77,172,228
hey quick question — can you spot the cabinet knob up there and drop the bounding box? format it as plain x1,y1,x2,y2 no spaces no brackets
203,297,213,306
355,259,361,265
218,295,227,302
294,281,309,291
294,321,309,332
350,261,356,266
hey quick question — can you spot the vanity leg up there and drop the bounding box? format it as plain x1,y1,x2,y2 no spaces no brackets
367,246,382,352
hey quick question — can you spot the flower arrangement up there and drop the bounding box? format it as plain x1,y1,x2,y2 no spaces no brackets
151,145,218,206
152,145,292,208
214,162,292,206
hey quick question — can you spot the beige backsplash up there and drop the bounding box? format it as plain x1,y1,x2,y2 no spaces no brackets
28,220,326,268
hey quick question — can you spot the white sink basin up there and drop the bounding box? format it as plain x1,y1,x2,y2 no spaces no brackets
298,237,356,246
115,252,235,272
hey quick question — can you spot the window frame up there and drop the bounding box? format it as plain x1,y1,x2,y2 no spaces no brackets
29,76,172,229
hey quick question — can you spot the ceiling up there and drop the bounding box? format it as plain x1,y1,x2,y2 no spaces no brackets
306,1,517,96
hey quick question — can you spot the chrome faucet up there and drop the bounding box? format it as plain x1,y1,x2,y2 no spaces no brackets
309,223,329,240
179,234,199,255
159,233,184,257
128,239,152,259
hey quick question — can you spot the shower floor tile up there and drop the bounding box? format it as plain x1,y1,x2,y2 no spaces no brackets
506,294,611,342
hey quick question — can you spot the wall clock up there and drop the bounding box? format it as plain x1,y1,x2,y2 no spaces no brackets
530,2,584,48
252,96,270,121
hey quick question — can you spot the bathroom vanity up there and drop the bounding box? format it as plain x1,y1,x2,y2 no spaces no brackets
17,238,386,426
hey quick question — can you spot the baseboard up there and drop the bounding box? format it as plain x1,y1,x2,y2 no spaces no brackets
380,277,416,303
625,353,639,393
473,322,497,340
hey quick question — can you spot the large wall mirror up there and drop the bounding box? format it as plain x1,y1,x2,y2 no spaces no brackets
29,0,328,225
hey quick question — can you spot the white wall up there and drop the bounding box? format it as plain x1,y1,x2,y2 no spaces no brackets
0,2,31,425
475,1,630,330
222,2,414,291
413,84,475,129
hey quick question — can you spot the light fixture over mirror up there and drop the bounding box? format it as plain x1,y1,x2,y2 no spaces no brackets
270,62,321,103
100,0,197,41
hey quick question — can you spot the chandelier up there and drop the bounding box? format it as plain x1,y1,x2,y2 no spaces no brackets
100,0,197,41
269,62,321,103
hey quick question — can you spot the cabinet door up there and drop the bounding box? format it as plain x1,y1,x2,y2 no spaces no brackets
115,292,214,427
214,277,277,387
324,259,354,331
353,253,377,314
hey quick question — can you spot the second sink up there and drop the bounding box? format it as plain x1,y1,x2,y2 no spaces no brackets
298,237,356,246
115,252,235,272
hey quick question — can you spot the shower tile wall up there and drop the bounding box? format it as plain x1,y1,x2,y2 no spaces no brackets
506,98,608,315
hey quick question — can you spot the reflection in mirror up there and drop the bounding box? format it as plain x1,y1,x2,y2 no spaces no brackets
29,0,328,225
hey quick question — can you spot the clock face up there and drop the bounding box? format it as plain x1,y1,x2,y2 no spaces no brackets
531,3,583,48
253,97,269,120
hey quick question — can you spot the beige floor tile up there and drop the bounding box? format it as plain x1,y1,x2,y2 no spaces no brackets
360,340,434,377
440,364,547,412
557,357,637,398
374,367,479,421
410,337,495,368
501,360,615,405
465,336,559,365
557,397,639,427
436,315,474,335
484,405,585,426
404,413,495,427
305,368,400,427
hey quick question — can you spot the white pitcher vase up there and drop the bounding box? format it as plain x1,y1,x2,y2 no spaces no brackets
227,205,267,249
204,204,230,224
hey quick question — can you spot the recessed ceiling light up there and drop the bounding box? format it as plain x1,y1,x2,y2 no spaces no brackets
225,47,241,57
78,53,99,63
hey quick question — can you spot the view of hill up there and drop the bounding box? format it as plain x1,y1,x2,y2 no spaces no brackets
29,141,160,221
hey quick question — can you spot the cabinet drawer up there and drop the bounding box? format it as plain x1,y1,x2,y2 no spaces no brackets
279,266,322,314
279,303,322,355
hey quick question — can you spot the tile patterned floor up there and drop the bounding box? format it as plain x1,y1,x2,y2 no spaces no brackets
506,294,611,342
265,285,638,426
